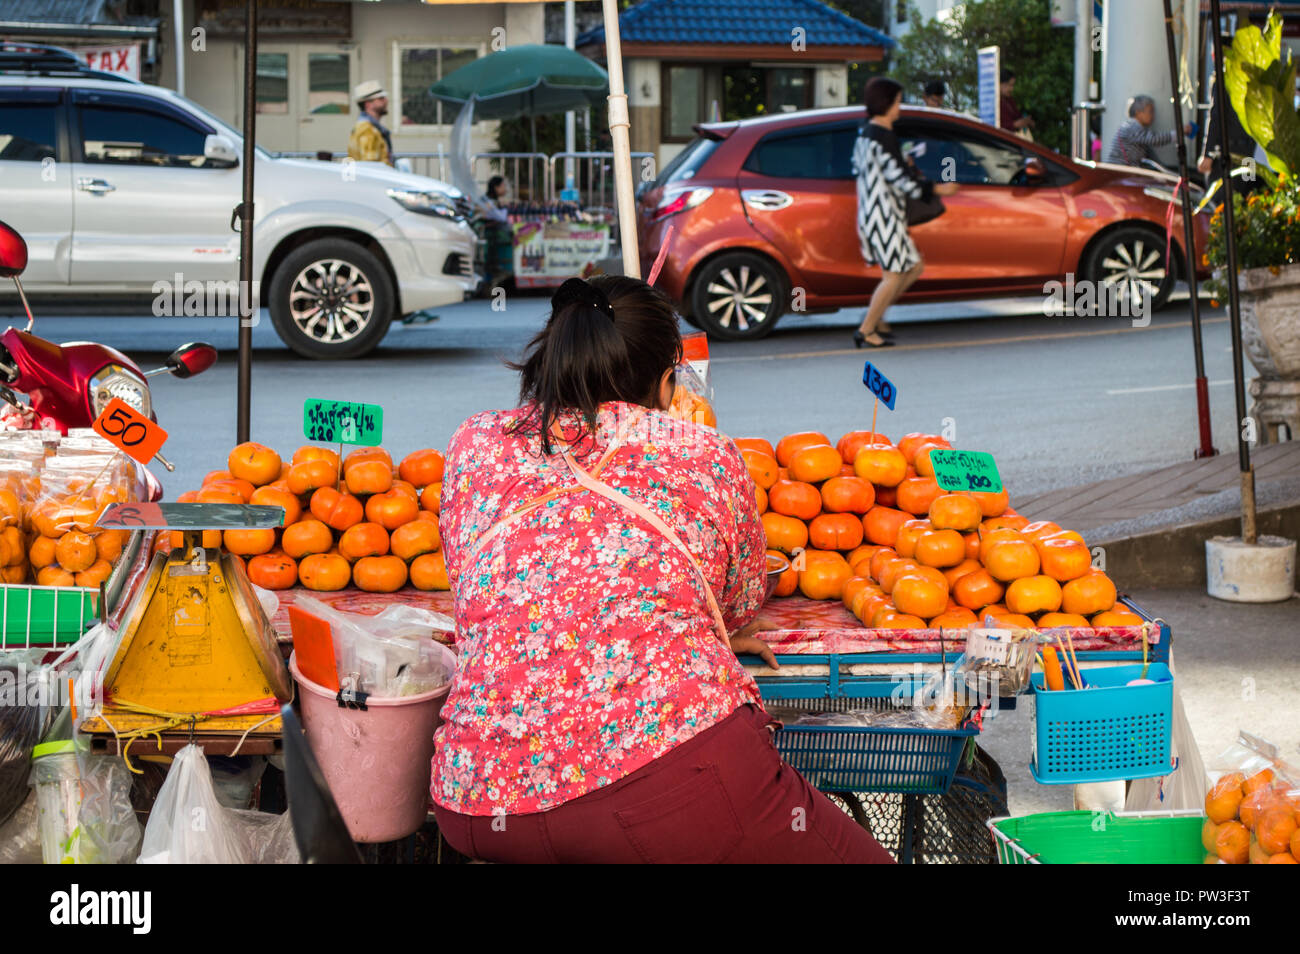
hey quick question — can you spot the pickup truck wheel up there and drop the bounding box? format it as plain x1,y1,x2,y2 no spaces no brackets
269,239,395,359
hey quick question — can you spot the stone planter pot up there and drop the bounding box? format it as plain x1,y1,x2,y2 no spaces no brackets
1238,263,1300,441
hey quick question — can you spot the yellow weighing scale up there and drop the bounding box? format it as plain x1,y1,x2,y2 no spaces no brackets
81,502,292,753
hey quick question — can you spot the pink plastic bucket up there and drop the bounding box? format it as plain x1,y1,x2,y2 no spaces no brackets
290,651,453,843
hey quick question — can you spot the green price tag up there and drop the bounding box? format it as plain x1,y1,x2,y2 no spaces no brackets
303,399,384,446
928,449,1003,494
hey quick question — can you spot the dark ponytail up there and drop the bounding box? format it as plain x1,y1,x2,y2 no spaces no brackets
509,276,682,454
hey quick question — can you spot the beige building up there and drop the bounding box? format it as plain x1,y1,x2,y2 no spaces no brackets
156,0,546,161
576,0,890,169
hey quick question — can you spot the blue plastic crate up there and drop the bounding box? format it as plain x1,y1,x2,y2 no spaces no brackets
1029,663,1173,784
774,721,977,794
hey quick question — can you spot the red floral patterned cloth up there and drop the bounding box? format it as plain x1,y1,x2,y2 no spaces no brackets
429,402,767,816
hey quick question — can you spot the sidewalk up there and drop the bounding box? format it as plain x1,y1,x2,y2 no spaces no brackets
1011,442,1300,588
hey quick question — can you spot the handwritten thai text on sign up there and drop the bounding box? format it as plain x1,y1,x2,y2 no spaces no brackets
929,449,1003,494
861,360,897,409
92,398,168,464
303,399,383,446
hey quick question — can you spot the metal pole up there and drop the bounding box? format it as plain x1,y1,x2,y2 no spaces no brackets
173,0,186,96
1073,0,1091,109
564,0,576,190
1208,0,1255,543
600,0,640,278
1163,0,1216,459
237,0,256,443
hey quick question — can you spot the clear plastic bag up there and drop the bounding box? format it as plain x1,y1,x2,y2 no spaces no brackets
667,332,717,427
0,650,58,828
138,745,299,864
1124,684,1209,813
30,750,142,864
0,790,42,863
292,594,456,697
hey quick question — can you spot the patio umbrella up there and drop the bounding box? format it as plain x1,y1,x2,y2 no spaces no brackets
428,44,608,122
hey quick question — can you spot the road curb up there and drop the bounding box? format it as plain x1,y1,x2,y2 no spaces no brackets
1088,499,1300,590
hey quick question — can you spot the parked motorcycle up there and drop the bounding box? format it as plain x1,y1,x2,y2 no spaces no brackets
0,219,216,498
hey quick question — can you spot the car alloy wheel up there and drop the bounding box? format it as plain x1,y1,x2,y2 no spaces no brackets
690,252,786,340
706,264,772,332
1084,225,1176,314
289,258,375,345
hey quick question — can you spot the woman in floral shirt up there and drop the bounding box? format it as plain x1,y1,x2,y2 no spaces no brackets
431,277,893,863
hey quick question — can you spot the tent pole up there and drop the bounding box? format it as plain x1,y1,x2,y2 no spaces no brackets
1208,0,1254,543
237,0,257,444
600,0,640,278
1162,0,1215,459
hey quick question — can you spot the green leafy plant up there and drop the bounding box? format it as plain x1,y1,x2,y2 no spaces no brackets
1204,173,1300,300
888,0,1072,154
1223,12,1300,180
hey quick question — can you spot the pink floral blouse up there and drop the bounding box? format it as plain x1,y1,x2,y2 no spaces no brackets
432,401,767,816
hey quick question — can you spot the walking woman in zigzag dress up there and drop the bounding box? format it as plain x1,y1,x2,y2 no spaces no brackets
851,77,958,349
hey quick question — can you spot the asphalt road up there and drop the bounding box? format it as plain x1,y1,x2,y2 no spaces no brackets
9,289,1244,502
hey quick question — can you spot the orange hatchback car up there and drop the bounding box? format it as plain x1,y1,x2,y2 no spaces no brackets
636,106,1210,340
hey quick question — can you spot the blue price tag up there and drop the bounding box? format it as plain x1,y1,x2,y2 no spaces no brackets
862,360,897,410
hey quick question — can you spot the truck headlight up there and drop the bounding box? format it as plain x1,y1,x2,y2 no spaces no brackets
388,188,460,221
90,365,151,419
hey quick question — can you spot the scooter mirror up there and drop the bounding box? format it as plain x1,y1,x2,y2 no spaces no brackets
0,220,29,279
166,342,218,379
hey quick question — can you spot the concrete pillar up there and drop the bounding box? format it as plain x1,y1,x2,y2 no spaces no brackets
814,64,848,107
627,58,660,164
1101,0,1177,164
505,2,545,46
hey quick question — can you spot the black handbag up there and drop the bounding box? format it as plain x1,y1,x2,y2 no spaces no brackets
906,193,946,227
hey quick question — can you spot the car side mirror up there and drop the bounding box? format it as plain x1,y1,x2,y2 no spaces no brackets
1022,157,1048,183
204,134,239,168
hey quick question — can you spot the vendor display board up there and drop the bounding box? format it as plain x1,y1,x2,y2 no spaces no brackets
512,220,611,288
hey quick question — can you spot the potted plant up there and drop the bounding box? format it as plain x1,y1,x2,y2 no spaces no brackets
1204,13,1300,442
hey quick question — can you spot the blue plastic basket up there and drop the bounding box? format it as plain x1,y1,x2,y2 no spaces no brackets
774,721,977,794
1029,663,1173,784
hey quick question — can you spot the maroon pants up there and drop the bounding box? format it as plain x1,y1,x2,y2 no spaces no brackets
432,704,895,863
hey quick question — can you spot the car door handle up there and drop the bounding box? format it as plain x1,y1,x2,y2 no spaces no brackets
77,177,115,195
742,189,793,211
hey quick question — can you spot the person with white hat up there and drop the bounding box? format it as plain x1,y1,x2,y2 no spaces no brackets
348,80,393,166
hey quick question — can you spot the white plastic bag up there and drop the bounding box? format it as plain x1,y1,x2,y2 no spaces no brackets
1124,683,1208,812
138,745,299,864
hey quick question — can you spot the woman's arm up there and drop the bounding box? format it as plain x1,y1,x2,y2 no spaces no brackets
876,131,934,203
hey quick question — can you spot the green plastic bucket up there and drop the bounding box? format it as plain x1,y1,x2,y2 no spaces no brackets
988,810,1205,864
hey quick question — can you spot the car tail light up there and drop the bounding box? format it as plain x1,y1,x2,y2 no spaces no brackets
651,187,713,223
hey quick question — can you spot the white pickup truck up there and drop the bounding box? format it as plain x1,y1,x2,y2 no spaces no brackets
0,51,476,359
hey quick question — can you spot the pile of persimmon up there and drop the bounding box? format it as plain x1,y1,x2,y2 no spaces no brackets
743,429,1138,632
160,441,449,594
1202,768,1300,864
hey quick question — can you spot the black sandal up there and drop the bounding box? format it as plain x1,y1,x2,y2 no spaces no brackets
853,331,894,349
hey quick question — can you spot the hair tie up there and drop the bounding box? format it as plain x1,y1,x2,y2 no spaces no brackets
552,277,615,321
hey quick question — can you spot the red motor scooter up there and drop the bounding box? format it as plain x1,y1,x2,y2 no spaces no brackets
0,220,216,499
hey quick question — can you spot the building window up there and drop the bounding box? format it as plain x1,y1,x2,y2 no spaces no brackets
767,68,813,113
897,1,907,23
256,53,288,114
394,44,480,128
663,64,705,141
308,53,350,115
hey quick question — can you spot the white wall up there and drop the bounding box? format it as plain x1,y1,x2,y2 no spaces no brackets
180,1,545,159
